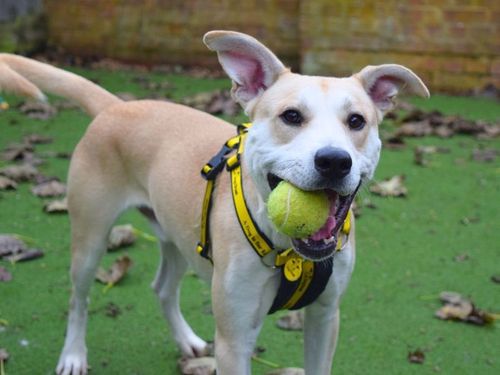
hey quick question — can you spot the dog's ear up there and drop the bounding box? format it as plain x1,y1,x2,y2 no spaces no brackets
355,64,430,113
203,30,287,108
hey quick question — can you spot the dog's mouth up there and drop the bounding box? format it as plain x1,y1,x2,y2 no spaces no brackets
267,173,359,261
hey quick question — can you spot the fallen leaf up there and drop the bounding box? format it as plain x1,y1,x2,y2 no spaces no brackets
5,249,44,263
0,235,27,257
383,136,406,150
95,255,133,285
19,101,57,120
491,275,500,284
104,302,121,318
0,266,12,282
178,356,216,375
435,291,496,326
0,348,9,365
31,179,66,197
266,368,304,375
471,148,498,163
182,90,240,116
453,253,470,262
0,176,17,190
23,134,53,145
369,175,408,197
107,224,137,251
0,164,39,182
43,197,68,213
276,310,304,331
408,349,425,364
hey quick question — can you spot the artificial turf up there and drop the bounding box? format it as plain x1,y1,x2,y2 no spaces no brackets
0,67,499,375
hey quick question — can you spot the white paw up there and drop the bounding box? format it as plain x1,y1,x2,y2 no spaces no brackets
56,352,88,375
177,333,208,357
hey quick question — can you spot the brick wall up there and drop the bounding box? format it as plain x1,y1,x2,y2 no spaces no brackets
300,0,500,92
42,0,499,93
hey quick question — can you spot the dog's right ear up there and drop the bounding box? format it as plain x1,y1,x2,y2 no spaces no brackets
203,31,287,108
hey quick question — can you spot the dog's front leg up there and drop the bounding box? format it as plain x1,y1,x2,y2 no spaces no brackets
303,302,340,374
211,257,276,375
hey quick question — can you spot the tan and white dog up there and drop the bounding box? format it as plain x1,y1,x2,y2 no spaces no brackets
0,31,429,374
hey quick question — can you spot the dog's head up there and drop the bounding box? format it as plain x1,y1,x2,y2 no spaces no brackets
204,31,429,260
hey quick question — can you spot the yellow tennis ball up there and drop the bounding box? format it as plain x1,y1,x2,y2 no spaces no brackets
267,181,329,238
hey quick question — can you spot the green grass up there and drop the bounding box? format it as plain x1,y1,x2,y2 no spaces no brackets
0,68,499,375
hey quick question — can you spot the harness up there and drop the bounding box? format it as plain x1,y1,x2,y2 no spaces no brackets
196,123,351,314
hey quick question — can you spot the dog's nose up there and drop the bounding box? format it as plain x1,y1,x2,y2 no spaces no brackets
314,147,352,179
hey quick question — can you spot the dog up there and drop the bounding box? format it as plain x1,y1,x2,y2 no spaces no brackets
0,30,429,374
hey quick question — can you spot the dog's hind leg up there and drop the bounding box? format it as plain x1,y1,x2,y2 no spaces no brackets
148,218,207,357
56,189,125,375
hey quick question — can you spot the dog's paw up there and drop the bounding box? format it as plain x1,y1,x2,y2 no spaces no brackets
177,333,208,358
56,353,88,375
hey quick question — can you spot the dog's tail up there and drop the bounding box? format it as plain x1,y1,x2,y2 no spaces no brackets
0,53,122,118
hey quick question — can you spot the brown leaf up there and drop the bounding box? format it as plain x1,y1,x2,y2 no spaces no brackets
453,253,470,262
104,302,121,318
471,148,498,163
0,164,39,182
43,197,68,213
182,90,240,116
408,349,425,364
276,310,304,331
4,248,44,263
266,369,305,375
0,176,17,190
0,347,9,362
0,235,27,257
383,136,406,150
0,266,12,282
95,255,133,285
19,101,57,120
369,175,408,197
31,180,66,197
395,120,434,137
178,356,216,375
107,224,137,251
435,291,496,326
23,134,53,145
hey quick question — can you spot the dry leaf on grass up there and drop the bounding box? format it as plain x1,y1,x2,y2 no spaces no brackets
107,224,137,251
407,349,425,364
471,148,498,163
43,197,68,213
23,134,53,145
178,356,216,375
435,291,496,326
182,90,240,116
276,310,304,331
414,146,450,166
4,249,44,263
266,368,305,375
369,175,408,197
0,235,27,257
0,176,17,191
0,266,12,282
0,164,39,182
491,275,500,284
31,180,66,197
19,101,57,120
95,255,133,286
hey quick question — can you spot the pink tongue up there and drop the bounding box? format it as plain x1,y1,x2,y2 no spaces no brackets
310,195,337,241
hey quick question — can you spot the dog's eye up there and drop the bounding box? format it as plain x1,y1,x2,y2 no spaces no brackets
280,109,303,126
347,113,366,130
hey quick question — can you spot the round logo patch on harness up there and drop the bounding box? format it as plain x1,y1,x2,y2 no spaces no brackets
284,257,303,282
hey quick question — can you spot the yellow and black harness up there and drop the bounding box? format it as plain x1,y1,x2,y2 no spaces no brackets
196,123,351,314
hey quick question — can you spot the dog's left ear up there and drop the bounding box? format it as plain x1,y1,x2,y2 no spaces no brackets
355,64,430,113
203,30,287,109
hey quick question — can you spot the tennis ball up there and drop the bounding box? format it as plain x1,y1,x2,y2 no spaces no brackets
267,181,329,238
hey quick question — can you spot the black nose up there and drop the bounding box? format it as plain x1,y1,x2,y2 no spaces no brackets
314,147,352,179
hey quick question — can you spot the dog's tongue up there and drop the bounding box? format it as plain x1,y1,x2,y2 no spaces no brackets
310,193,337,241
